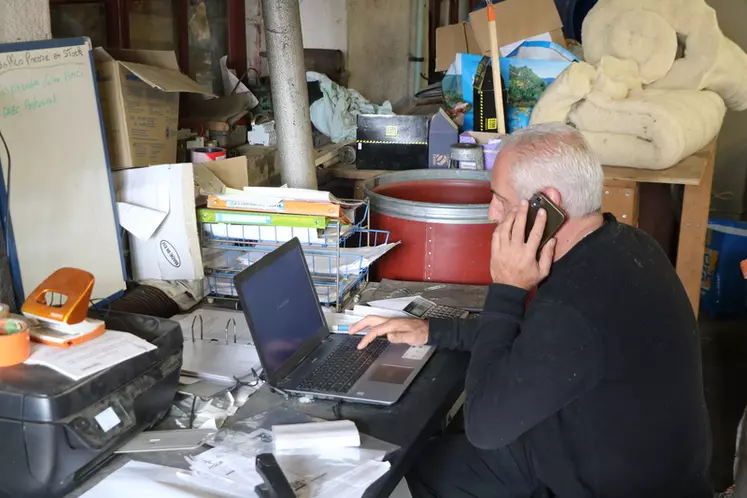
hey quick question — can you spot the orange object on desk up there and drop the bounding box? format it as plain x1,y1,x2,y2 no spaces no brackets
21,268,104,348
0,317,31,367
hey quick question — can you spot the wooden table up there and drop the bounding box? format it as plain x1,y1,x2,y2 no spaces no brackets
601,141,717,316
328,141,717,315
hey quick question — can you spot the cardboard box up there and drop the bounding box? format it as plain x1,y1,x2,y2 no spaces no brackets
357,115,429,171
435,0,564,71
203,152,280,189
94,48,214,170
114,163,203,280
469,0,563,55
428,109,458,168
435,22,480,72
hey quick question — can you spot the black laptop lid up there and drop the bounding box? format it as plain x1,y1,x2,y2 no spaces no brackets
234,238,329,385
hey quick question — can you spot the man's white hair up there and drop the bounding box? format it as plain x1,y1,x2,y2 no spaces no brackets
499,123,603,218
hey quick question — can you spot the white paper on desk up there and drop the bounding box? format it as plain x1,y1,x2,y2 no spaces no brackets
172,308,253,345
79,461,213,498
367,296,419,312
24,331,156,381
349,305,411,319
312,459,391,498
272,420,361,452
113,163,203,281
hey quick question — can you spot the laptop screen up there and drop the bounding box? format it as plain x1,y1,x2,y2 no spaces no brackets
235,241,326,377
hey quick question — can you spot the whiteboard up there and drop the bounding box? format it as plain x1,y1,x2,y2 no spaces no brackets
0,38,125,302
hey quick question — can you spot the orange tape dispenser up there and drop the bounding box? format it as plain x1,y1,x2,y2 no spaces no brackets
21,268,105,348
0,317,31,367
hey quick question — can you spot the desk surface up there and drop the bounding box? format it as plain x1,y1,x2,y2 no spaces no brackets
238,350,470,497
66,349,469,498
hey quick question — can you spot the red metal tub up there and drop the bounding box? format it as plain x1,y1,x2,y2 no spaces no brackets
364,170,494,285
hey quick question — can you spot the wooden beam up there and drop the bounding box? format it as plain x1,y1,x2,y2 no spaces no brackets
676,141,717,316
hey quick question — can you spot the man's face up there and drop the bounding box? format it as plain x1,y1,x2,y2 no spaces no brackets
488,149,521,224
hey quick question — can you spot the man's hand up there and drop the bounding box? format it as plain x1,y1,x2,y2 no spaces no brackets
490,200,555,290
349,316,428,349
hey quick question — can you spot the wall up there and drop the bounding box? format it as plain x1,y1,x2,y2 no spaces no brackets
300,0,347,54
346,0,414,109
0,0,51,307
708,0,747,218
0,0,51,44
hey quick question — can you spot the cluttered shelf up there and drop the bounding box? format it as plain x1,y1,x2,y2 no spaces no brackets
197,197,396,310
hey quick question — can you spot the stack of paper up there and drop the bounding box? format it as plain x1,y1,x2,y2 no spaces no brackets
24,331,156,381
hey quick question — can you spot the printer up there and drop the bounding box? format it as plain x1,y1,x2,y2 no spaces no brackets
0,310,182,498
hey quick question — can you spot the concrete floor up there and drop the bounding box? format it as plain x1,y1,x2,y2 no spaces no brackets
701,316,747,492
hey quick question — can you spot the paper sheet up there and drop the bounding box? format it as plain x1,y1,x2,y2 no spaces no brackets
79,461,209,498
348,305,411,319
272,420,361,452
24,331,156,381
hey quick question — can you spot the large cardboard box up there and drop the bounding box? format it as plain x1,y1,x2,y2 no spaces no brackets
94,48,214,170
435,0,564,71
435,22,480,72
469,0,563,56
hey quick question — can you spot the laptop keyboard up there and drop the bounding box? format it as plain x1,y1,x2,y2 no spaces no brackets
297,336,388,394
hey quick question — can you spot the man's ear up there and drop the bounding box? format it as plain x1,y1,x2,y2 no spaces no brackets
540,187,562,207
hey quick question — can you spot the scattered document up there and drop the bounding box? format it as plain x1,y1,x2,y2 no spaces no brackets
368,296,421,312
311,460,391,498
79,461,206,498
25,331,156,381
272,420,361,452
349,305,411,319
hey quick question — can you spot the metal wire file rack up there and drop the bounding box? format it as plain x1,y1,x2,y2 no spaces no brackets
199,199,391,311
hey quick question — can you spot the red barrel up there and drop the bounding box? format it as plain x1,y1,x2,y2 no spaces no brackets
365,170,494,285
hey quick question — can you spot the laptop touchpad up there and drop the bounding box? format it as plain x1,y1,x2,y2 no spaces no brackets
369,364,413,385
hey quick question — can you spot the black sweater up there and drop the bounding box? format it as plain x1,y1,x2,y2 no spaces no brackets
428,214,712,498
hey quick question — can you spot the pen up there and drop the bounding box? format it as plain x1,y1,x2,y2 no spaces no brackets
331,325,349,332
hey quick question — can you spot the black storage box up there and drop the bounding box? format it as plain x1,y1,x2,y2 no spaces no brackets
0,310,183,498
473,57,499,133
357,114,429,170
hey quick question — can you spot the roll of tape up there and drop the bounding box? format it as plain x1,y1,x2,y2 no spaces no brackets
0,317,30,367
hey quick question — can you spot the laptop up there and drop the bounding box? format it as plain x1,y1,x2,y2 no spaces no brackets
234,238,435,406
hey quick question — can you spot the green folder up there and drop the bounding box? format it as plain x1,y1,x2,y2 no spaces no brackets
197,209,328,229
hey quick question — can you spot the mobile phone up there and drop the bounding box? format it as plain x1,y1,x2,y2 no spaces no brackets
525,192,566,256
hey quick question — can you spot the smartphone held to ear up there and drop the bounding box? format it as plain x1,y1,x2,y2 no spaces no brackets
525,193,567,256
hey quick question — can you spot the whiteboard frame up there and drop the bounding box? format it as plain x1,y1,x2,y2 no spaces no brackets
0,37,126,307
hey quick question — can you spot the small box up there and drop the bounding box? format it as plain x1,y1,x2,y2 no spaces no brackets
428,109,458,169
356,115,429,171
247,121,277,146
94,48,214,170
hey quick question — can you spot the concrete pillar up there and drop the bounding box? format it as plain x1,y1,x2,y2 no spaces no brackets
0,0,51,43
261,0,318,189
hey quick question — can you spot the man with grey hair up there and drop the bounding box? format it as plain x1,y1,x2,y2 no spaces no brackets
351,123,711,497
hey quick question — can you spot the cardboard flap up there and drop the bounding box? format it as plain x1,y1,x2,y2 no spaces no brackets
105,48,181,70
119,60,216,97
435,23,482,72
469,0,562,55
93,47,115,63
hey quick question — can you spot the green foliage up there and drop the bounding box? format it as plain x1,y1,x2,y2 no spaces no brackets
508,65,547,108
